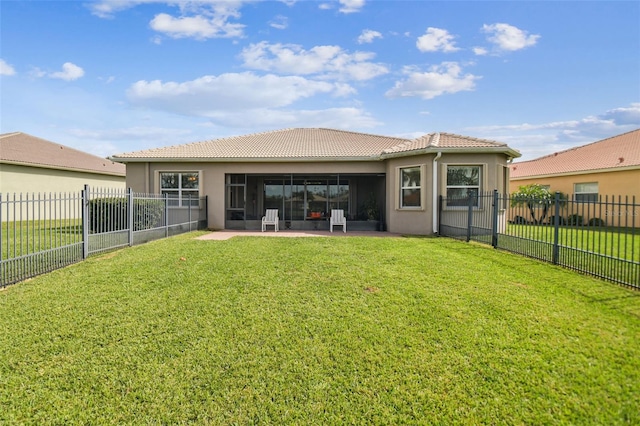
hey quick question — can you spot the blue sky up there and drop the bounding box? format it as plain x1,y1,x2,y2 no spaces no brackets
1,0,639,161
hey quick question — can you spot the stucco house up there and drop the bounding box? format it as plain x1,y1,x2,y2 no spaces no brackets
509,129,640,201
0,132,126,194
111,128,520,235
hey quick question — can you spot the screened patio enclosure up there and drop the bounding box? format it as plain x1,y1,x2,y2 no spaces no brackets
225,173,385,230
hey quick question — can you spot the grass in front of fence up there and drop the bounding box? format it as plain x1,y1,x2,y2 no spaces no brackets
1,233,639,424
505,223,639,261
1,219,82,260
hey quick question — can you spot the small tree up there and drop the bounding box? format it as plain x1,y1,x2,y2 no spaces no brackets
510,184,566,225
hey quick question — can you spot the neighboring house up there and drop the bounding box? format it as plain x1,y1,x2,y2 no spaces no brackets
509,129,640,201
111,128,520,235
1,132,126,194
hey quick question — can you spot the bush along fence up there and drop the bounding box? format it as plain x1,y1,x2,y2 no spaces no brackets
0,185,208,287
439,191,639,290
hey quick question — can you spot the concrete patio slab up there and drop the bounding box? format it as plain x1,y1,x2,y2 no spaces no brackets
196,230,405,241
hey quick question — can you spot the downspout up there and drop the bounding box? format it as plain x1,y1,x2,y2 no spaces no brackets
432,150,442,234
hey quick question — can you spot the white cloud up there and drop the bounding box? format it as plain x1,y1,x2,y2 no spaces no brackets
416,27,460,53
89,1,248,39
123,71,381,130
89,0,249,18
50,62,85,81
200,107,380,129
599,103,640,125
482,23,540,52
269,15,288,30
240,41,388,81
0,59,16,76
88,0,148,18
126,72,350,116
357,29,382,44
385,62,480,99
339,0,365,14
150,12,244,39
465,103,640,160
473,47,488,56
29,67,47,78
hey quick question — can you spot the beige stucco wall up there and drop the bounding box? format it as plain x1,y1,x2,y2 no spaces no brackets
509,168,640,200
126,160,386,230
1,163,125,194
124,153,512,235
385,152,511,235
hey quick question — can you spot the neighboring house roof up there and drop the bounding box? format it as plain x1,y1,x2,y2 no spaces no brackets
111,128,520,162
510,129,640,179
0,132,126,176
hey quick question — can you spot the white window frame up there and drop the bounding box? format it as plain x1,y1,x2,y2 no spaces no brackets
158,171,201,207
574,182,598,203
444,164,484,209
398,165,424,209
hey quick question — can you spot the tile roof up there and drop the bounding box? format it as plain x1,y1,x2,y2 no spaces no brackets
382,132,518,154
510,129,640,179
111,128,520,162
0,132,126,176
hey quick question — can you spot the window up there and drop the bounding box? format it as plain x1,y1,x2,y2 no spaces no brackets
400,166,421,208
160,172,200,206
574,182,598,203
446,165,481,207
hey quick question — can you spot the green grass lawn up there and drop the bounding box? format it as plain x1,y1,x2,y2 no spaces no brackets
1,232,639,424
1,219,82,260
504,223,639,261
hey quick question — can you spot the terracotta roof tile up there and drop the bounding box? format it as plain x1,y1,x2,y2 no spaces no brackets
113,128,520,161
383,132,515,154
510,129,640,178
113,128,409,160
0,132,126,176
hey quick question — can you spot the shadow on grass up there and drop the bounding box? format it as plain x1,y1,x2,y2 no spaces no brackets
572,285,640,318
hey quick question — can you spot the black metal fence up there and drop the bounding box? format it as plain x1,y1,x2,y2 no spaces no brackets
439,191,639,290
1,186,208,287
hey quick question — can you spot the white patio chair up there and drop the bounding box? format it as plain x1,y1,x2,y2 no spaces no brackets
262,209,279,232
330,209,346,233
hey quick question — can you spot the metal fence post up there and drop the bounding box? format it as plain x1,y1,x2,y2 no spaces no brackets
0,193,3,284
552,191,560,265
165,193,169,238
466,195,474,242
188,194,192,232
128,188,134,247
82,185,89,259
491,189,499,248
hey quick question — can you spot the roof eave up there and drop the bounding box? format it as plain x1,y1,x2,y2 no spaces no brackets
0,159,126,177
381,146,521,160
511,164,640,180
110,155,384,163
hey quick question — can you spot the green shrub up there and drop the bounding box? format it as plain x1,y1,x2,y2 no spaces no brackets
133,199,164,231
588,217,606,227
89,198,127,233
567,214,584,226
89,198,164,233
